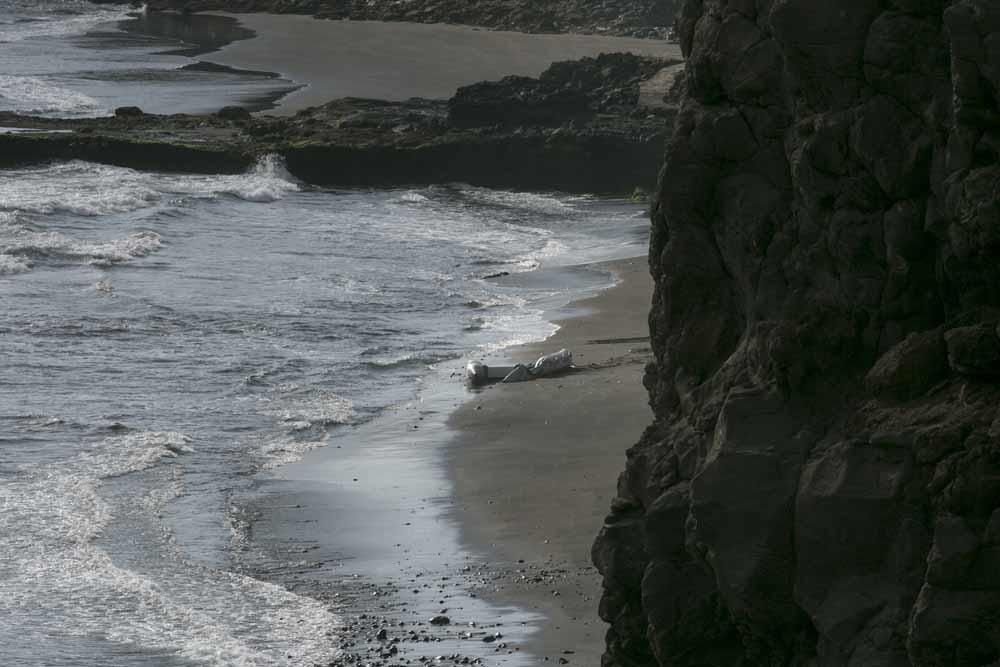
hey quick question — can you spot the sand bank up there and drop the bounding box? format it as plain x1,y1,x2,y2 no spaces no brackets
447,256,653,662
247,257,653,664
202,14,682,114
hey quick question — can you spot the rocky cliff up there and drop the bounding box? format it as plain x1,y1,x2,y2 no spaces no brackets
136,0,676,38
594,0,1000,665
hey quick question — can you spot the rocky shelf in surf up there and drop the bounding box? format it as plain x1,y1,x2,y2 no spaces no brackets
112,0,677,40
0,53,682,195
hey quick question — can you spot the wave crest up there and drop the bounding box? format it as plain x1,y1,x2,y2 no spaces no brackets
0,156,299,218
0,75,106,117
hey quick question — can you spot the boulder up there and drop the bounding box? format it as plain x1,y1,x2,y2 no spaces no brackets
114,106,144,118
945,324,1000,376
217,106,252,121
866,330,948,400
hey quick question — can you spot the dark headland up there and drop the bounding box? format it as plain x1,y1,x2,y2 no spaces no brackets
594,2,1000,666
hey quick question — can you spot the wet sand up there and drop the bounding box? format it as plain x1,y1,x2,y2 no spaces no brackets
202,14,682,114
447,257,653,663
242,257,652,665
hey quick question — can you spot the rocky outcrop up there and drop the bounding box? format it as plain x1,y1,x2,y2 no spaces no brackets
0,54,680,194
594,1,1000,666
449,54,669,127
138,0,676,39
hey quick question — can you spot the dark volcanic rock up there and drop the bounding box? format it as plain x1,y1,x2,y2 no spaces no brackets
141,0,677,39
0,55,681,194
595,0,1000,666
449,53,667,128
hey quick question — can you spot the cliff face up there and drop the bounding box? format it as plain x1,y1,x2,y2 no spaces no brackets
140,0,676,38
594,1,1000,665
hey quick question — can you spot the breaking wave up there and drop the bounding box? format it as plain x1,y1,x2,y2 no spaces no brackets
0,252,31,274
0,226,162,268
0,157,298,273
0,429,341,665
0,156,299,217
0,74,106,117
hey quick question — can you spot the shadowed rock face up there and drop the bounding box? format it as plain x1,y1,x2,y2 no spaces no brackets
139,0,677,39
594,1,1000,665
0,54,681,195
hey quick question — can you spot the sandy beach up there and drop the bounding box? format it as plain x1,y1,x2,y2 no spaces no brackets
245,257,653,664
201,14,682,114
177,13,659,662
447,257,653,663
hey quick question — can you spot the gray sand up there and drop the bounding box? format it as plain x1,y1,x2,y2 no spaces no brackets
256,258,653,664
447,257,653,663
205,14,682,114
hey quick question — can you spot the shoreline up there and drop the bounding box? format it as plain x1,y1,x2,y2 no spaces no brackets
251,254,652,665
4,14,682,194
199,13,681,114
446,256,652,663
112,10,305,113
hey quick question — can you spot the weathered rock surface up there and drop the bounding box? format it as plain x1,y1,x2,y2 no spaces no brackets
594,1,1000,665
0,54,680,194
449,55,669,127
138,0,676,39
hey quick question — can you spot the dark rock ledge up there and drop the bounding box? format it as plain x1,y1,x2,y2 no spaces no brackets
0,54,681,195
126,0,678,40
593,0,1000,665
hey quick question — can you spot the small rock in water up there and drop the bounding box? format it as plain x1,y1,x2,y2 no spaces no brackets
376,628,388,641
217,105,252,121
114,106,143,118
429,615,451,626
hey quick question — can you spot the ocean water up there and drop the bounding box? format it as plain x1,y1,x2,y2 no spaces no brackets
0,4,651,665
0,0,296,116
0,158,647,666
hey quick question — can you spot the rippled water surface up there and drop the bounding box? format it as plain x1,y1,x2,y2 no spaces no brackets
0,0,294,116
0,155,648,665
0,3,651,664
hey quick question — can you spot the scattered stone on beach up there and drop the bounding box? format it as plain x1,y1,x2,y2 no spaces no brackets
429,615,450,626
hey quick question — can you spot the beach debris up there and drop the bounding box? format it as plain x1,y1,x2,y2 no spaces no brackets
465,349,573,386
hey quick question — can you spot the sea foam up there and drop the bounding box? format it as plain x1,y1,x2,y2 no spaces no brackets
1,430,341,665
0,157,298,273
0,4,131,43
0,75,106,117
